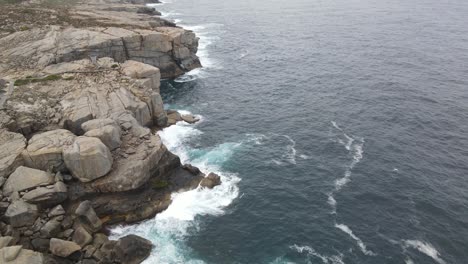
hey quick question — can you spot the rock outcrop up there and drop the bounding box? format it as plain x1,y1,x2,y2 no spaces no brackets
0,0,213,263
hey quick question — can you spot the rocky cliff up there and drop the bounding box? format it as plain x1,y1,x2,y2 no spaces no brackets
0,1,219,263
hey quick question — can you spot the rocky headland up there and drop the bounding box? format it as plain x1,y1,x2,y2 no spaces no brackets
0,0,219,263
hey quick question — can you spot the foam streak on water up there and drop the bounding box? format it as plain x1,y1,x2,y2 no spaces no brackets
290,245,345,264
403,240,446,264
111,114,241,263
335,224,376,256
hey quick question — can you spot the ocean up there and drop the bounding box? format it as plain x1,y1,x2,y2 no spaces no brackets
111,0,468,263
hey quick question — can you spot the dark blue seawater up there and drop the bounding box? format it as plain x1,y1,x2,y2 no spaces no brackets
111,0,468,263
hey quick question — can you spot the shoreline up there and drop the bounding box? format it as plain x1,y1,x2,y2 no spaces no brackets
0,0,220,263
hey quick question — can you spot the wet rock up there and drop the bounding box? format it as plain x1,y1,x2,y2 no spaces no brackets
0,130,26,178
3,166,54,196
22,129,76,172
49,238,81,258
200,172,222,189
22,182,67,207
166,110,182,126
115,235,153,264
181,114,199,124
63,137,113,183
4,201,38,227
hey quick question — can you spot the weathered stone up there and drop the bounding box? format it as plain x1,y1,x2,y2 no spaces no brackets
39,218,61,238
0,247,43,263
49,238,81,258
48,205,65,217
63,229,74,239
72,225,93,247
75,201,102,232
121,60,161,79
0,236,14,249
181,114,200,124
84,125,121,151
115,235,153,264
200,172,222,189
31,238,49,252
3,166,54,196
81,118,116,132
63,137,113,182
2,245,22,261
0,130,26,178
93,233,109,248
4,201,38,227
22,182,67,207
166,110,182,126
22,129,76,172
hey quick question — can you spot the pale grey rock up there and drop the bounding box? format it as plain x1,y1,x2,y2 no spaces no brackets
81,118,117,132
121,60,161,79
0,130,26,178
4,201,38,227
39,218,61,238
22,182,67,207
22,129,76,172
0,236,14,249
49,238,81,258
2,245,22,261
84,125,121,150
3,166,54,196
0,247,43,263
63,137,113,183
181,114,199,124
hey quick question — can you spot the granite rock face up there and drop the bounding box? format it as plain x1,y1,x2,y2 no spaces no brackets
82,119,122,150
22,129,76,172
3,166,54,196
63,137,113,183
0,130,26,178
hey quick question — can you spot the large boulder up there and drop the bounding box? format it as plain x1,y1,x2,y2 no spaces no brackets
75,201,102,233
63,137,113,183
115,235,153,264
3,166,54,196
0,247,43,263
4,200,38,227
22,129,76,172
22,181,67,207
121,60,161,79
82,119,122,151
49,238,81,258
0,130,26,178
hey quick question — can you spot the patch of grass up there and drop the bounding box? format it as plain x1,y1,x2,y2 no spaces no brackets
111,64,119,69
14,74,62,86
19,26,29,31
63,76,74,80
152,179,169,189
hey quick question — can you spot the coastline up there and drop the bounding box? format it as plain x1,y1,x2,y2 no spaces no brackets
0,0,220,263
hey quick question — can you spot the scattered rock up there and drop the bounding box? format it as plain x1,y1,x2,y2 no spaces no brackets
2,245,22,261
75,201,102,233
200,172,222,189
0,247,43,263
3,166,54,196
39,218,61,238
4,201,38,227
49,238,81,258
22,182,67,207
181,114,199,124
48,205,65,217
0,236,14,249
72,225,93,247
63,137,113,183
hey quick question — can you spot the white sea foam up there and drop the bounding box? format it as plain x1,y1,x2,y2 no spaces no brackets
335,224,376,256
405,258,415,264
111,112,241,263
403,240,446,264
290,245,345,264
282,134,297,164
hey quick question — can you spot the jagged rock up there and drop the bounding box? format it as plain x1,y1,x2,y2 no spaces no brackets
22,130,76,172
0,130,26,178
200,172,222,189
3,166,54,196
166,110,182,126
22,182,67,207
92,134,165,192
75,201,102,233
4,201,38,227
48,205,65,217
93,233,109,248
72,225,93,247
83,244,96,259
63,137,113,183
39,218,61,238
83,124,122,151
115,235,153,264
137,6,159,15
181,114,200,124
0,236,14,249
0,247,43,263
95,240,117,263
49,238,81,258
